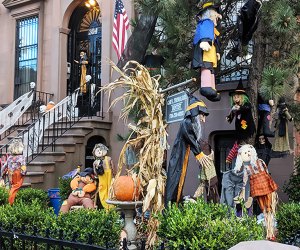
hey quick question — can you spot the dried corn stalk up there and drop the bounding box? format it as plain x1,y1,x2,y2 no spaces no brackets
100,61,168,246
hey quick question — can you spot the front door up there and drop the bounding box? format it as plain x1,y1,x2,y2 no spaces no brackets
68,5,102,95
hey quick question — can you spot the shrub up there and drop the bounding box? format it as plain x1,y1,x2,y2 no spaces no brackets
58,177,72,201
283,157,300,202
57,208,122,248
156,199,264,250
15,188,49,208
276,202,300,244
0,187,9,206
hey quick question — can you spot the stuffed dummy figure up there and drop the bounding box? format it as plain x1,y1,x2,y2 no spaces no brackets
92,143,114,210
192,1,222,102
74,51,89,94
257,93,275,138
234,144,278,239
60,168,97,213
226,0,262,60
254,134,272,166
165,95,219,205
0,138,27,205
272,97,293,158
226,79,255,142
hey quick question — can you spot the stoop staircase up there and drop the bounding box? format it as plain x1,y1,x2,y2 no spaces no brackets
0,89,112,190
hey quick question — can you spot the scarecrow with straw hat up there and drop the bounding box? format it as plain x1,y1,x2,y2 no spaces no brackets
192,1,222,102
166,95,218,205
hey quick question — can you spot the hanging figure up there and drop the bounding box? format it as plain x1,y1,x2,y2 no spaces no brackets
257,93,275,138
92,143,114,210
272,97,293,158
226,79,256,142
0,138,27,205
192,1,222,102
74,51,89,94
226,0,262,60
234,144,278,239
165,95,218,205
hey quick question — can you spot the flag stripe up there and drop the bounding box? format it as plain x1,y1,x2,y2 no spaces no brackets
112,0,129,59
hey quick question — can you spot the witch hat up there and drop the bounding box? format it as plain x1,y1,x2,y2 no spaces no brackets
197,1,220,16
185,95,209,118
229,78,248,97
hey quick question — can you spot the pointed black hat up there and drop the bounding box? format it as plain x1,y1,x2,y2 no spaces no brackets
229,78,249,97
185,95,209,118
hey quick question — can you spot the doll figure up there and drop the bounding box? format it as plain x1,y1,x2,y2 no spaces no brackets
166,95,219,205
92,143,114,209
60,167,97,213
192,1,222,102
257,93,275,138
74,51,89,94
272,97,293,158
226,79,255,142
254,134,272,166
0,138,27,205
234,144,278,239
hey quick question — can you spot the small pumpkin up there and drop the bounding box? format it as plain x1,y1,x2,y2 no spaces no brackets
114,176,141,201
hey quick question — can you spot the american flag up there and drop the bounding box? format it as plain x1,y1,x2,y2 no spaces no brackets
112,0,129,59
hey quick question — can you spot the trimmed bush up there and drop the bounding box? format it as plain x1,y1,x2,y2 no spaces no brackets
58,177,72,202
156,199,264,250
15,188,49,208
0,187,9,206
283,157,300,202
276,202,300,243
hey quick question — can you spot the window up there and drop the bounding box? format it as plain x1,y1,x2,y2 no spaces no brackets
15,16,39,99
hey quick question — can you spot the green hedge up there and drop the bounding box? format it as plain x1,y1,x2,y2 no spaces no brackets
283,157,300,202
156,199,264,250
0,197,122,249
0,187,9,206
276,202,300,243
15,188,49,208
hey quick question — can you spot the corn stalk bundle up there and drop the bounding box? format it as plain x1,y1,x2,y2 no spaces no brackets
100,60,168,246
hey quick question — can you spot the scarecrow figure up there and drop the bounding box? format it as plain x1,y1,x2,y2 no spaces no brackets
257,93,274,138
192,1,222,102
166,95,218,205
272,97,293,158
92,143,114,209
226,79,256,142
60,167,97,213
234,144,278,239
0,138,27,205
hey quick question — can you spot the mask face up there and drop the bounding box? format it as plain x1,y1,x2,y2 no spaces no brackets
240,149,252,162
210,9,222,26
94,147,107,158
233,94,243,105
258,136,266,144
200,114,206,123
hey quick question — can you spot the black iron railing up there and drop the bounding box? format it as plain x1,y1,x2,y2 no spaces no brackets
0,89,54,142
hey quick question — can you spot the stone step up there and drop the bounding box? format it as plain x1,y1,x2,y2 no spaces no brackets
41,142,76,153
31,152,66,162
27,161,55,173
24,171,45,184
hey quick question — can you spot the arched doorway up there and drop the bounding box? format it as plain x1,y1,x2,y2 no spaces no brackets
68,4,102,95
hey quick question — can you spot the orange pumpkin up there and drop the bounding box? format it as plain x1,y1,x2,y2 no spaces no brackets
114,176,141,201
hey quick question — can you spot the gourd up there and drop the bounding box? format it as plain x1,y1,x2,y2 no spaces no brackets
114,176,140,201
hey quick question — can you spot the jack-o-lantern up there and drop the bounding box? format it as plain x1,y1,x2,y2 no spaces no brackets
114,176,141,201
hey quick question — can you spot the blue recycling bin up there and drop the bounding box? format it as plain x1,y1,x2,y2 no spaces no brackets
48,188,61,215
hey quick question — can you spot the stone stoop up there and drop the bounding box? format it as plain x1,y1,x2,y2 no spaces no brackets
22,118,112,190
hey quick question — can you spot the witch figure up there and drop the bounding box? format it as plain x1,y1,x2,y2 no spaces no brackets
165,95,218,205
